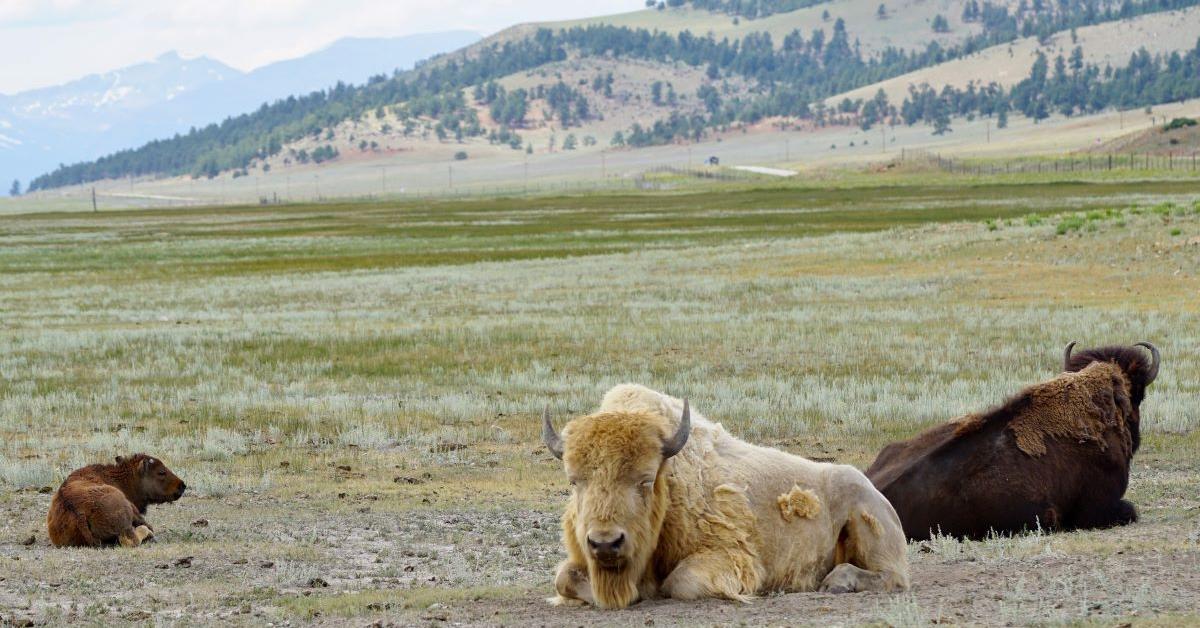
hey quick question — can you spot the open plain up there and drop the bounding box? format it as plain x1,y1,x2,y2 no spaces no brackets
1,175,1198,626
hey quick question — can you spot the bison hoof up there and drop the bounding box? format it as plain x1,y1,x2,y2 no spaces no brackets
820,563,883,594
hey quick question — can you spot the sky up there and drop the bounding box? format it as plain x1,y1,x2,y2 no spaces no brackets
0,0,640,94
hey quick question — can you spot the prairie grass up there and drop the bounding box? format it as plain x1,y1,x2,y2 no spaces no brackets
0,179,1197,624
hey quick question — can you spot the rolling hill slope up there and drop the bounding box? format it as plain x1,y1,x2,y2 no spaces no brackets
17,0,1200,197
828,6,1200,104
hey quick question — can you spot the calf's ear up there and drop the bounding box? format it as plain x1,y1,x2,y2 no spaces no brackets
115,455,125,463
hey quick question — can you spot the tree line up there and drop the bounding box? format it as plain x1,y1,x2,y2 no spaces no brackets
27,0,1200,190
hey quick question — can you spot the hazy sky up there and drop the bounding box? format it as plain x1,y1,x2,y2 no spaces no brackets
0,0,640,94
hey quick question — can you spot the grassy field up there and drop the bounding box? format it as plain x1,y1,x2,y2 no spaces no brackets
1,176,1198,625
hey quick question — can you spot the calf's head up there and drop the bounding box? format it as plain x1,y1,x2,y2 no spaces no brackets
543,401,690,608
116,454,187,504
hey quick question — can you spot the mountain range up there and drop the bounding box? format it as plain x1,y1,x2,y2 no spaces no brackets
0,30,480,194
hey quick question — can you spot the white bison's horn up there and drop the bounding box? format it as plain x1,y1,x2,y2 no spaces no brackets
1134,341,1161,385
1063,341,1077,371
542,406,564,460
662,399,691,459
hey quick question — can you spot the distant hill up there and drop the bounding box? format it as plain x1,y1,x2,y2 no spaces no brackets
1,31,479,195
20,0,1200,193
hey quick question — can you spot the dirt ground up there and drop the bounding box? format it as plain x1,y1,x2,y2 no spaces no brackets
2,454,1197,627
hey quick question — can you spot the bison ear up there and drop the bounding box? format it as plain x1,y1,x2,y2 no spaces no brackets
114,455,125,464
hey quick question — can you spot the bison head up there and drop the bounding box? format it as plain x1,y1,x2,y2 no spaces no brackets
543,401,690,608
1063,341,1160,452
118,454,186,504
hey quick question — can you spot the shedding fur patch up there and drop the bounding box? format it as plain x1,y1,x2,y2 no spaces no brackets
860,511,884,537
1008,362,1132,457
777,485,822,522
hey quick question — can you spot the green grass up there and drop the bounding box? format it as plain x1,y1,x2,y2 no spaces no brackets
1,175,1198,625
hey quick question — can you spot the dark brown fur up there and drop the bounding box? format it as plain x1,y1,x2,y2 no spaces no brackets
866,346,1157,541
47,454,186,548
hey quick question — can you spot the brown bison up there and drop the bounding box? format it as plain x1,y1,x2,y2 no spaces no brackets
866,342,1159,541
544,384,909,609
48,454,186,548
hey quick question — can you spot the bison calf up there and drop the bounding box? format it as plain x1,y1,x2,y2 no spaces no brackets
48,454,186,548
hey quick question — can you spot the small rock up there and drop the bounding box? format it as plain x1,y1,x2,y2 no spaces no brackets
279,461,290,468
191,519,209,528
403,565,415,572
307,577,329,588
123,611,152,621
336,465,352,472
232,558,247,565
918,541,933,553
338,492,347,499
21,535,35,546
38,487,53,494
173,556,193,568
155,564,169,569
260,561,274,569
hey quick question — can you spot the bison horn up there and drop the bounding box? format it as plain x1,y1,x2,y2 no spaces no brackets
662,399,691,459
1134,341,1161,385
1063,341,1077,371
542,406,564,460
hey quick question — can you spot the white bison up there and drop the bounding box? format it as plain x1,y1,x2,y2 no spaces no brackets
543,384,909,608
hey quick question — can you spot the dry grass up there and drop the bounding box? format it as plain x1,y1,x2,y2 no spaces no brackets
0,179,1198,625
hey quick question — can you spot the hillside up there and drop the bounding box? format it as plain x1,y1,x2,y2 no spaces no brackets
0,31,479,196
1092,115,1200,154
829,6,1200,104
18,0,1200,194
538,0,985,55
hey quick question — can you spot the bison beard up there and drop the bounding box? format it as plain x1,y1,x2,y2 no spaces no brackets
867,342,1159,541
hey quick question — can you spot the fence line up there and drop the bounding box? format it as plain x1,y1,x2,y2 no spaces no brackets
901,148,1200,175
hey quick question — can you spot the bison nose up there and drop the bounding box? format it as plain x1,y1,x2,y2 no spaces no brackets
586,531,626,560
177,482,186,497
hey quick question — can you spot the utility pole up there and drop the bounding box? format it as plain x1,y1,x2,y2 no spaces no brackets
448,164,453,190
91,187,97,212
986,119,991,143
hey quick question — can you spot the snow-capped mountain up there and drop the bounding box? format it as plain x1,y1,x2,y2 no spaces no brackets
1,30,480,194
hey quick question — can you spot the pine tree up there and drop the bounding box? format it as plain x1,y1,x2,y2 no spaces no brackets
9,179,20,197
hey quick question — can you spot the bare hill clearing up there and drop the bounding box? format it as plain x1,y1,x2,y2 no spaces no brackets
541,0,985,55
10,97,1200,213
830,5,1200,104
1094,116,1200,155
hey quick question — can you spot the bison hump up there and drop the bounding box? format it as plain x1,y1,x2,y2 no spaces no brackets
1007,362,1132,457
